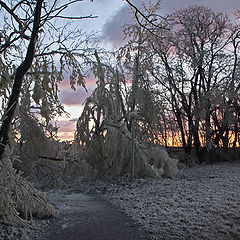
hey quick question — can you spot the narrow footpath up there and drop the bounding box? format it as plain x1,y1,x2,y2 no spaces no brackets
41,191,149,240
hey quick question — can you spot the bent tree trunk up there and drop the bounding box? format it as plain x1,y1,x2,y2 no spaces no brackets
0,0,44,160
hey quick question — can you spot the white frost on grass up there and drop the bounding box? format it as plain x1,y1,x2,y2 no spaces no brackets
104,163,240,240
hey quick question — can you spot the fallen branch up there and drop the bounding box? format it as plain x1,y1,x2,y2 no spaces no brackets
38,156,64,161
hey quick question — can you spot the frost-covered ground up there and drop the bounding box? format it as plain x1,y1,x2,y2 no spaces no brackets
0,221,46,240
1,162,240,240
101,163,240,240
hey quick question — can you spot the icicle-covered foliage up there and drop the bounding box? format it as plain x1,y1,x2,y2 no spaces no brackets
0,157,58,227
83,123,178,178
28,144,97,189
14,112,62,176
74,50,179,179
0,1,97,145
142,146,179,178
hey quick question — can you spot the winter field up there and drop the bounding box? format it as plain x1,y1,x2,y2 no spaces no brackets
1,162,240,240
101,162,240,240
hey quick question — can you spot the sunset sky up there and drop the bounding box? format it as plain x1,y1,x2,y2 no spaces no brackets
57,0,240,141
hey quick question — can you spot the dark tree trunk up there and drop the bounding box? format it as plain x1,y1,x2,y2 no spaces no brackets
185,113,194,154
193,127,200,156
222,129,229,149
233,122,239,148
0,0,44,160
174,108,187,148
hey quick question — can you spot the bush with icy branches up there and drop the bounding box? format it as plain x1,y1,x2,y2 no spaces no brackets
0,156,58,227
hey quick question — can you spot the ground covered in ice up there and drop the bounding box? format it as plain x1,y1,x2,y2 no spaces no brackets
1,162,240,240
101,162,240,240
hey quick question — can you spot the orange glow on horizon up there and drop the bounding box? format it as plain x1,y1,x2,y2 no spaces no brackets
57,132,75,142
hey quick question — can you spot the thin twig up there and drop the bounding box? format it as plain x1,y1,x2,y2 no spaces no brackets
54,14,98,20
125,0,169,32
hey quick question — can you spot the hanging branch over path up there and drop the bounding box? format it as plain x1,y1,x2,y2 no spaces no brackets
0,0,44,160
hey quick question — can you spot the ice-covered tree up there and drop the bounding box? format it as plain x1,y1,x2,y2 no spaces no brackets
0,0,96,159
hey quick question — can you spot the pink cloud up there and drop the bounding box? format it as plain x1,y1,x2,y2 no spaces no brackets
85,77,97,86
59,78,71,89
59,80,96,106
59,76,97,89
57,120,76,133
57,120,76,141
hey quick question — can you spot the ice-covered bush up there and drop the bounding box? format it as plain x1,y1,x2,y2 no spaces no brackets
144,146,179,178
0,156,58,226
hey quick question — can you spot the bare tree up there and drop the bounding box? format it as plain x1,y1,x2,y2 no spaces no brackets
121,4,240,155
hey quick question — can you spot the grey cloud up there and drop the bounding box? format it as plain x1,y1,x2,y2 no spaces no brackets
57,120,76,133
101,0,143,46
160,0,240,15
101,6,132,46
65,0,125,33
101,0,240,46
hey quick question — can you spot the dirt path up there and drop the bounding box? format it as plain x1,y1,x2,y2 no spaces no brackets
41,191,149,240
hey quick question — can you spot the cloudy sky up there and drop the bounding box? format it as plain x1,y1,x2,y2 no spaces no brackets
57,0,240,141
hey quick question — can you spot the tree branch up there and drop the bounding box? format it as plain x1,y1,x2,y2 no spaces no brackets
0,1,23,30
125,0,169,32
54,14,98,20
